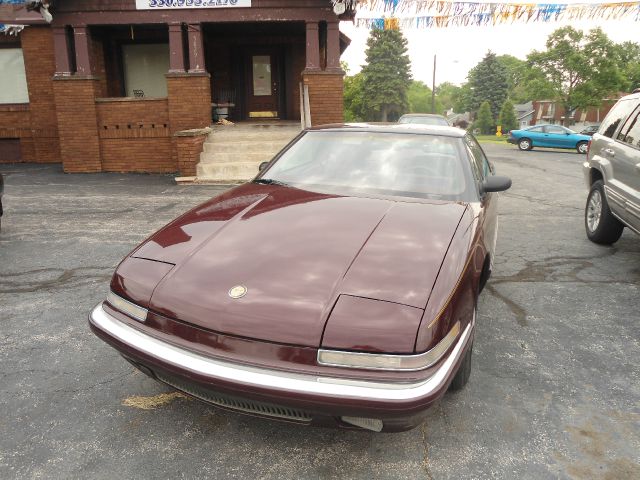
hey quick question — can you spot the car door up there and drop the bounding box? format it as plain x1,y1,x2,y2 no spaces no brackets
465,135,498,264
591,98,639,222
525,126,545,146
613,105,640,230
543,125,569,148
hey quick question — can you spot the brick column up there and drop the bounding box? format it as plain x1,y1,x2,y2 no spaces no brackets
167,73,211,166
302,72,345,126
53,77,102,172
21,27,61,164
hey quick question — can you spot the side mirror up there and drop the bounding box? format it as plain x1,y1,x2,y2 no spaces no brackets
482,176,512,193
258,161,269,172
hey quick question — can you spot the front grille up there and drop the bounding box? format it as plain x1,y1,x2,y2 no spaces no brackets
156,372,313,423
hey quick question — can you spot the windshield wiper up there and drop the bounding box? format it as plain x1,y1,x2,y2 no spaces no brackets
253,178,290,187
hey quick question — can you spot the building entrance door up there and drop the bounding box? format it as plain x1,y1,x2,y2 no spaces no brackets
246,50,280,119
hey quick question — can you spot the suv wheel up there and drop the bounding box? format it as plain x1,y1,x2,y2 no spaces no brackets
518,138,532,151
585,180,624,244
576,141,589,154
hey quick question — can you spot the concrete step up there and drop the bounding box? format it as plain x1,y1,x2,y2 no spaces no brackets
196,161,262,181
202,141,291,154
208,126,301,139
199,151,278,165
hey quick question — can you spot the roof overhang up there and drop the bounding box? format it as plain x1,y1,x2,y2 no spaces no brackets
0,4,46,25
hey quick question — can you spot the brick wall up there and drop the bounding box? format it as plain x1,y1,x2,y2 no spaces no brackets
53,78,102,173
97,98,174,173
0,27,60,164
303,72,344,126
175,129,210,177
21,27,61,164
0,105,32,163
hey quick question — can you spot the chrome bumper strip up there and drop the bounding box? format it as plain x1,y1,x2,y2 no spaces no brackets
90,303,474,402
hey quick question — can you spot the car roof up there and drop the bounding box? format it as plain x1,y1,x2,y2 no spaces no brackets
399,113,446,118
308,123,467,138
621,91,640,101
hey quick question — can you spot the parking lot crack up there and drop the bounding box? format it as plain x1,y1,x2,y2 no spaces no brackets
420,422,434,480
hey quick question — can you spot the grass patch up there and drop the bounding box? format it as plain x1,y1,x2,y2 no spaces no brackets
475,135,509,144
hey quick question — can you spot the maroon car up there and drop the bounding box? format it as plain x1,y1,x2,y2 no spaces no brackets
89,124,511,432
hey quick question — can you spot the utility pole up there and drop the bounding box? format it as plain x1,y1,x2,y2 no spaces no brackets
431,54,437,114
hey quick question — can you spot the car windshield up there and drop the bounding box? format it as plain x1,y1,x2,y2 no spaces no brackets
399,116,449,126
259,131,476,201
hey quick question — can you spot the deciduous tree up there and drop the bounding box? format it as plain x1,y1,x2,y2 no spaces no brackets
528,27,625,126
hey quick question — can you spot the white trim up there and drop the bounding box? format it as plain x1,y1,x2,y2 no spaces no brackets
90,303,474,402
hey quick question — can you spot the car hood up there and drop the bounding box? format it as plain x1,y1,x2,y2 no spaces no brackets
137,184,466,347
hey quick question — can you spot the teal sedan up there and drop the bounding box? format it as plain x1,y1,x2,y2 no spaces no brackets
507,124,591,154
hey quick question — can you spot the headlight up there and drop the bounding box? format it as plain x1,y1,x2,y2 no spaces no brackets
106,291,148,323
317,321,460,371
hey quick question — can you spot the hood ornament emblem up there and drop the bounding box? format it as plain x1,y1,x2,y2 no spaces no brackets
228,285,248,299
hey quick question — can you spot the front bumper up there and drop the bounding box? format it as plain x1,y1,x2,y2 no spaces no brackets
89,303,474,431
507,137,517,144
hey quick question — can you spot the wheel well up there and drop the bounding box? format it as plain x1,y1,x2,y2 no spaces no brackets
589,168,603,185
478,255,491,294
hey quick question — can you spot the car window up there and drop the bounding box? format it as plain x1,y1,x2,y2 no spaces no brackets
464,135,491,181
262,131,476,201
528,126,544,133
545,125,566,134
399,116,448,126
617,106,640,149
600,99,638,138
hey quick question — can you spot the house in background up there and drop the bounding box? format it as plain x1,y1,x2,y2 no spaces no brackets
531,96,624,129
514,102,534,129
0,0,351,180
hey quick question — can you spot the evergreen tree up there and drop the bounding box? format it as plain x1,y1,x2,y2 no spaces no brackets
475,101,494,135
467,52,509,121
497,100,517,132
360,29,412,121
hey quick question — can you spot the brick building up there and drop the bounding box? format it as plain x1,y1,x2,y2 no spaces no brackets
531,97,624,129
0,1,351,176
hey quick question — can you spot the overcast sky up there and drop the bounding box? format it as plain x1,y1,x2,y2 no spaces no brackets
340,2,640,86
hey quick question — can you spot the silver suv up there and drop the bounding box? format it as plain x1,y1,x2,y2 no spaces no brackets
584,91,640,244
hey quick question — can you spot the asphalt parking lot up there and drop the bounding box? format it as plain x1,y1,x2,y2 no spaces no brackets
1,144,639,479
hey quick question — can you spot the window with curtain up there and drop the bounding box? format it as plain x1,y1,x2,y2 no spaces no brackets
122,43,169,98
0,48,29,104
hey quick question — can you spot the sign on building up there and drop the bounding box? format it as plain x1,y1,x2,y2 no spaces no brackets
136,0,251,9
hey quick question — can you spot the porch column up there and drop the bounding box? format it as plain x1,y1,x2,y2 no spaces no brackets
52,26,72,76
305,21,321,71
187,23,205,73
73,25,92,76
326,21,342,72
168,23,186,73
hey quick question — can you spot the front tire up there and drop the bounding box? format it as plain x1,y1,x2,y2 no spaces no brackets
518,138,532,151
449,342,473,391
585,180,624,244
577,141,588,154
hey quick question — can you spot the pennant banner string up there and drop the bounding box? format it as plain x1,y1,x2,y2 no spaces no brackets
353,1,640,28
